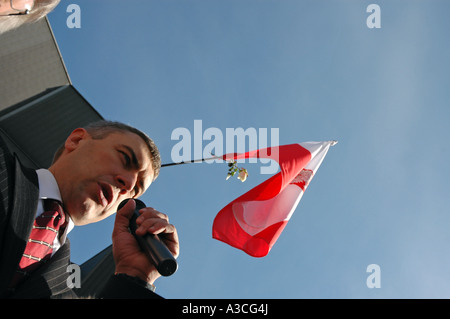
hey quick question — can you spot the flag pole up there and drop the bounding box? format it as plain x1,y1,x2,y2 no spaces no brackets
161,155,222,167
161,141,338,167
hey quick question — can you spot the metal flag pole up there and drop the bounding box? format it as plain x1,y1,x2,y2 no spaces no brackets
161,141,338,167
161,155,223,167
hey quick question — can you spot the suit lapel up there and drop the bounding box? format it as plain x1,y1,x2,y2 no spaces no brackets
0,156,39,294
12,240,73,298
4,157,75,298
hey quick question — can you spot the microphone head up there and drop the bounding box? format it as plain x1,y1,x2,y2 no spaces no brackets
118,198,146,211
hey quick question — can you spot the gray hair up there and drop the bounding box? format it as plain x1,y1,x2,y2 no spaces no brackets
0,0,60,34
53,120,162,181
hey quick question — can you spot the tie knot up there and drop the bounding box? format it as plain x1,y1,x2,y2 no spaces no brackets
42,199,66,228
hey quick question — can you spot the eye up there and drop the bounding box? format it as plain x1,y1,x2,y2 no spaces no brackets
119,150,131,167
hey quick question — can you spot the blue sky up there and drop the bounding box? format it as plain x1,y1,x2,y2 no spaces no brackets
47,0,450,298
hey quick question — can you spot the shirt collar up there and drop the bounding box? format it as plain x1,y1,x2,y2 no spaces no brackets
36,169,63,202
35,169,74,236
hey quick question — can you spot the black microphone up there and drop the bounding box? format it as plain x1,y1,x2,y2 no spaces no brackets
118,198,178,277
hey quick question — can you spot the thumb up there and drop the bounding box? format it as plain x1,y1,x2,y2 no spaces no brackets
113,198,136,235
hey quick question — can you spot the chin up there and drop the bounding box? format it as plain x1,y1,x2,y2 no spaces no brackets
67,202,104,226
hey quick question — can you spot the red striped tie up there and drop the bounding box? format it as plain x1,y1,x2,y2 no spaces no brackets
9,199,66,288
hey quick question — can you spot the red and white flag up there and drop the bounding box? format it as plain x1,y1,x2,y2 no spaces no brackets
212,141,336,257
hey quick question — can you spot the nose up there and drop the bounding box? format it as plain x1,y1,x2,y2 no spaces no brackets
116,172,138,195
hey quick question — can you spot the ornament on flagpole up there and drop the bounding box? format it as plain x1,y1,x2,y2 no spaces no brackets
226,160,248,182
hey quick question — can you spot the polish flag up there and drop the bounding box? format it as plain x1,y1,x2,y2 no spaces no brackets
212,141,336,257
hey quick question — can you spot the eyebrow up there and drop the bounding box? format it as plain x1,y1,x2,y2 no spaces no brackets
120,144,145,195
120,144,140,169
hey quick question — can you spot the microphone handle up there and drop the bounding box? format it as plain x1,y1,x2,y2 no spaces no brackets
119,199,178,277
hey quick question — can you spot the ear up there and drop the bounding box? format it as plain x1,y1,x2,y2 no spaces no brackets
64,128,89,152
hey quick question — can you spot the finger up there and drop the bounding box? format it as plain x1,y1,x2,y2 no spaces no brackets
137,220,180,258
113,198,136,236
163,226,180,258
136,207,169,225
135,218,173,236
147,224,180,258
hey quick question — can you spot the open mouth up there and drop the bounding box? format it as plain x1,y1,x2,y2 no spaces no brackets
98,182,114,207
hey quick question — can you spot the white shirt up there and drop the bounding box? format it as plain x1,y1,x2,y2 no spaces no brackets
35,169,74,256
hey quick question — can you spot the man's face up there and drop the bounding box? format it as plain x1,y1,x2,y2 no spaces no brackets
54,129,154,226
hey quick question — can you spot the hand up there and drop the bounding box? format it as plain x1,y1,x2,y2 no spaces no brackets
111,199,179,284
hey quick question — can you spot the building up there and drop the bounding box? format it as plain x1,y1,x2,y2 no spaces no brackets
0,18,113,297
0,18,104,169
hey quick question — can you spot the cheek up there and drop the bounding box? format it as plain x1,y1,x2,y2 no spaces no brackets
67,200,104,226
63,183,96,221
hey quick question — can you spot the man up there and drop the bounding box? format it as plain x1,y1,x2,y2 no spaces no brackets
0,0,60,34
0,120,180,298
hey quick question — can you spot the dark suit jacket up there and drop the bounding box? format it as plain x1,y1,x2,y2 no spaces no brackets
0,135,162,299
